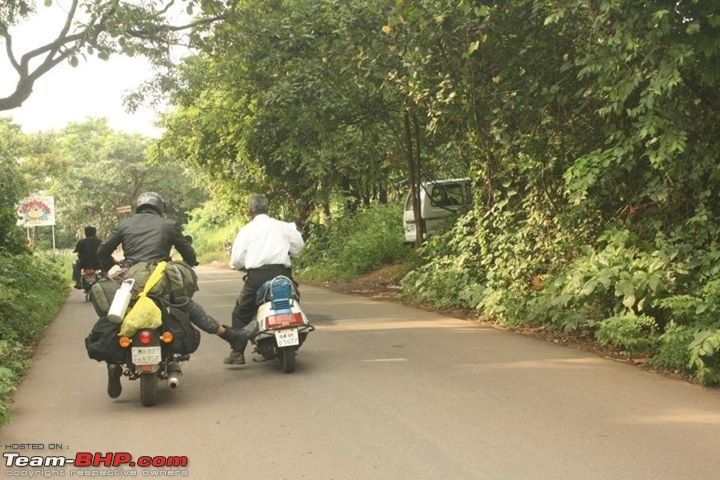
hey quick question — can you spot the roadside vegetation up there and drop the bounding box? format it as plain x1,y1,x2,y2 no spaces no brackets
0,152,70,423
296,204,413,282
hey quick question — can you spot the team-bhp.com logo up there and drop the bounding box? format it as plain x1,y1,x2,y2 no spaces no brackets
4,452,189,468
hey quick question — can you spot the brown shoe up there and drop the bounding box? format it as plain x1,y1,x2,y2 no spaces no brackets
223,350,246,365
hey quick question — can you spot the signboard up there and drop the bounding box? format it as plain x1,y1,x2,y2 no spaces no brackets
17,196,56,227
116,205,133,214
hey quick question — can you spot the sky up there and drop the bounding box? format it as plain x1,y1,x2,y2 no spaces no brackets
0,3,166,137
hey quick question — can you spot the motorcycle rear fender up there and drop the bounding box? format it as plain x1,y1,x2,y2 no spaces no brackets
134,364,161,374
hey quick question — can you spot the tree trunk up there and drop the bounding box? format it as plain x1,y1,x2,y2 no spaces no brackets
404,110,424,247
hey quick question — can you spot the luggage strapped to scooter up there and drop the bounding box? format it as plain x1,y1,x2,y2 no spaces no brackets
255,275,298,309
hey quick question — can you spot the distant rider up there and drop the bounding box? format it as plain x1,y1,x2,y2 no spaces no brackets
72,226,102,289
226,194,305,365
97,192,247,398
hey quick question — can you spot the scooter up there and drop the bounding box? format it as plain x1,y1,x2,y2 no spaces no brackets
249,276,314,373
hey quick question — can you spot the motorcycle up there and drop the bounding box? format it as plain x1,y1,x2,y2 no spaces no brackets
249,276,314,373
80,267,101,302
115,302,200,406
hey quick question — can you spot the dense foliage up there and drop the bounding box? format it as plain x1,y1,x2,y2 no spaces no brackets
149,0,720,385
183,198,245,264
9,118,205,248
153,0,468,226
398,1,720,384
0,120,72,422
0,253,70,423
296,203,412,282
0,125,28,255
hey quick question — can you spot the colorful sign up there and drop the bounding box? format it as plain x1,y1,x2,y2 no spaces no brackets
17,196,56,227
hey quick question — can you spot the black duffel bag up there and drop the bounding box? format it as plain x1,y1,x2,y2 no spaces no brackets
84,317,126,363
163,305,201,355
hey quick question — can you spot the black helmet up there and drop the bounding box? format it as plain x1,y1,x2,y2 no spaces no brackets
135,192,165,214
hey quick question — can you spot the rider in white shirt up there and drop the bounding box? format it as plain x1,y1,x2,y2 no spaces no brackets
226,194,304,364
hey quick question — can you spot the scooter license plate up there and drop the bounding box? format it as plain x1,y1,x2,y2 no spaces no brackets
132,346,162,365
275,328,299,347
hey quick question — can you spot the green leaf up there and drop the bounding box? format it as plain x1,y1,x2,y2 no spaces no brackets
623,294,636,309
467,41,480,56
0,367,14,381
580,278,597,296
686,22,700,35
617,279,634,298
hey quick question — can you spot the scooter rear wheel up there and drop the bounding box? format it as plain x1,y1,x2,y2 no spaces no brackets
140,372,158,406
280,347,296,373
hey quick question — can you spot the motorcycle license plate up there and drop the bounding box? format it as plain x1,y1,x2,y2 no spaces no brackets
275,328,299,347
132,346,161,365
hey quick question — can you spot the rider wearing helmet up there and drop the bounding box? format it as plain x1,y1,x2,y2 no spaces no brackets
99,192,196,268
97,192,246,398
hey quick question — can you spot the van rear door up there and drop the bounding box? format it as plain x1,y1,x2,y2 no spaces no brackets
404,179,470,243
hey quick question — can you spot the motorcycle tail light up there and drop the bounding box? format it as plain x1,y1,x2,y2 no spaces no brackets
118,336,132,348
138,330,154,345
83,268,95,274
161,331,174,343
266,312,305,329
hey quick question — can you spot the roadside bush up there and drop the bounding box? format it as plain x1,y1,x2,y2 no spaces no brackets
596,314,659,356
0,340,30,423
296,203,413,282
0,254,69,341
689,330,720,386
401,191,720,385
654,278,720,385
0,153,28,255
654,322,694,373
184,200,244,264
0,252,69,422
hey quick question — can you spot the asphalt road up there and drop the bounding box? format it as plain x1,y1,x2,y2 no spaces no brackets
1,264,720,480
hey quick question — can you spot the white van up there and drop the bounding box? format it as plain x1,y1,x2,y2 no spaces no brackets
403,178,471,243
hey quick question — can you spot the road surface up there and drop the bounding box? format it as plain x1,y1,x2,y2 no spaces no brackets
1,264,720,479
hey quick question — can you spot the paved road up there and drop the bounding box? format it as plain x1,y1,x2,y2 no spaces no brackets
1,264,720,479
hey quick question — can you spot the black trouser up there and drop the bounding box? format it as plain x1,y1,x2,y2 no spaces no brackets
231,264,294,330
72,261,81,283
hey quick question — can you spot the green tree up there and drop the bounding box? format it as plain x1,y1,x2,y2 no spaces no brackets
155,0,414,225
13,118,205,247
0,119,29,253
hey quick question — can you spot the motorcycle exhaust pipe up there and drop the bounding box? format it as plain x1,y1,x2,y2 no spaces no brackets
168,371,181,389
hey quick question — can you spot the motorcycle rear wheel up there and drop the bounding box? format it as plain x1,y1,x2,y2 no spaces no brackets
279,347,296,374
140,372,158,406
